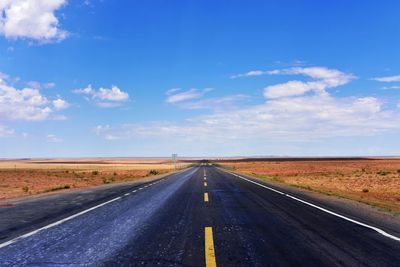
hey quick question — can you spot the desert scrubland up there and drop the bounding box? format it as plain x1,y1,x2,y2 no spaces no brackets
217,158,400,214
0,158,188,200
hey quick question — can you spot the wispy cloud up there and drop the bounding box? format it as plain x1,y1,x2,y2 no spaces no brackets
26,81,55,90
230,70,277,79
46,134,62,143
263,67,356,99
73,85,129,108
96,67,400,144
0,0,68,43
0,125,14,137
165,88,212,104
371,75,400,82
95,93,400,142
382,86,400,90
178,95,250,110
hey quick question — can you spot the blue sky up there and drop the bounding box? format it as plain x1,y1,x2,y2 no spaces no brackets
1,0,400,157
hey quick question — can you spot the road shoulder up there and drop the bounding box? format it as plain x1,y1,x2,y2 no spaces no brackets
218,167,400,237
0,168,188,243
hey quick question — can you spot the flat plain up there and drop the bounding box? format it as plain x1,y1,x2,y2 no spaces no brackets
0,158,187,200
217,158,400,214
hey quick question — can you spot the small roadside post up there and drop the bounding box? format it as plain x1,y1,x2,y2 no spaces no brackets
172,154,178,170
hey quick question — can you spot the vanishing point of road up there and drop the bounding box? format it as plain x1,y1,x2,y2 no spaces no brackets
0,166,399,266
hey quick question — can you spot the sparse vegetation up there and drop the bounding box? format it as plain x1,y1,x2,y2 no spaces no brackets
0,159,185,200
218,158,400,214
102,177,115,184
148,169,159,176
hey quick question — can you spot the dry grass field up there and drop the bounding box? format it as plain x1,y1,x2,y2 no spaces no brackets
0,158,189,200
218,158,400,214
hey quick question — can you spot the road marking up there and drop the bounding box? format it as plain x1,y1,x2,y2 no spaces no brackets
205,227,217,267
204,177,207,181
0,196,122,249
231,172,400,242
204,192,209,202
138,187,143,190
0,169,198,250
124,193,130,196
204,182,208,187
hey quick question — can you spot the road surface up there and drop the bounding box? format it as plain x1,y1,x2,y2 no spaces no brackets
0,166,399,266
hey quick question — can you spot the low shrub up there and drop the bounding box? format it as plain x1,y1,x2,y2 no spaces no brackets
148,169,159,176
102,177,115,184
377,171,389,176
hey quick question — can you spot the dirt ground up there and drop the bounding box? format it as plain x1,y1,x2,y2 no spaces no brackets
218,158,400,214
0,158,189,200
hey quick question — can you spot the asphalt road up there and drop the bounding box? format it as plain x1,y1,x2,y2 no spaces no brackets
0,166,399,266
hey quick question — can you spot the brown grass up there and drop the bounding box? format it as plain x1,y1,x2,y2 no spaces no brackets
218,158,400,214
0,158,190,200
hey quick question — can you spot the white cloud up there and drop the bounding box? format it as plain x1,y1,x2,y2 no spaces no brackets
0,125,14,137
52,98,68,109
73,85,129,108
263,67,356,99
165,88,212,104
46,134,62,142
372,75,400,82
0,73,68,120
264,80,313,99
96,67,400,144
0,0,68,42
95,93,400,142
96,86,129,101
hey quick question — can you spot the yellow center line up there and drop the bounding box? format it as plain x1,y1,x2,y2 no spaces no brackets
205,227,217,267
204,181,207,187
204,192,209,202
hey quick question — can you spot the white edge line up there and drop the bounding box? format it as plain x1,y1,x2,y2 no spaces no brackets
230,172,400,242
0,167,195,250
0,169,194,250
0,196,122,249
